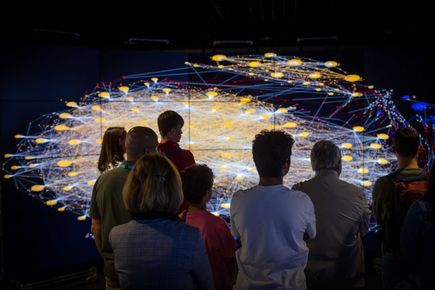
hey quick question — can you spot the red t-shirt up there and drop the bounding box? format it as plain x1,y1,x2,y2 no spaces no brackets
158,140,195,173
180,210,237,290
158,141,195,212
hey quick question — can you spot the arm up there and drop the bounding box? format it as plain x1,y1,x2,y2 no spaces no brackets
305,195,316,240
91,218,102,253
191,232,213,290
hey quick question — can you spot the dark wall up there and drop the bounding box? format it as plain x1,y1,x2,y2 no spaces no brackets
0,41,433,282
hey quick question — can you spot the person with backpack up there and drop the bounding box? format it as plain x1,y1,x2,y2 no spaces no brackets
400,165,435,290
372,126,429,290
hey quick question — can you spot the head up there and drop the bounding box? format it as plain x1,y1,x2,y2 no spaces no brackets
252,130,295,178
98,127,127,172
157,110,184,142
392,126,421,162
311,140,342,174
125,126,158,161
123,153,183,216
182,164,214,207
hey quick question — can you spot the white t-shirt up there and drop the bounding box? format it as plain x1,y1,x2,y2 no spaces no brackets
230,184,316,290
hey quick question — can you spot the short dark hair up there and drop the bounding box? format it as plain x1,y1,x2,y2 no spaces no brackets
182,164,214,205
252,130,295,178
157,111,184,137
311,140,341,171
393,126,420,158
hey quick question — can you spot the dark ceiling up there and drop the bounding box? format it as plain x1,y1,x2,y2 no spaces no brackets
2,0,434,49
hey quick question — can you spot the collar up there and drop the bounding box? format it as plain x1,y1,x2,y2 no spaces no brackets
315,169,339,178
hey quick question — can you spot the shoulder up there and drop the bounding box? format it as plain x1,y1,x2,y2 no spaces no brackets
292,179,311,191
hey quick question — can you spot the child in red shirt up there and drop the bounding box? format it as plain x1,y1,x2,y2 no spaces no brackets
180,164,237,290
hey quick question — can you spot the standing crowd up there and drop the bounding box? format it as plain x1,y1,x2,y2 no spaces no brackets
90,110,435,290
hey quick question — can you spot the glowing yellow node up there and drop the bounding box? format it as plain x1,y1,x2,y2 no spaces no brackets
342,155,353,162
328,92,335,96
282,122,297,128
223,122,234,128
66,101,77,107
68,139,81,145
206,91,218,98
63,185,73,191
11,165,21,170
352,92,363,97
248,61,261,68
309,72,322,79
358,168,369,174
68,171,79,177
288,59,302,66
315,88,322,92
163,88,171,94
96,138,103,144
54,125,70,131
88,180,96,186
95,117,106,123
126,96,134,101
298,132,310,137
77,215,87,221
270,72,284,78
221,152,235,158
25,156,34,160
4,153,12,158
144,82,150,87
370,143,382,150
353,126,365,132
262,114,271,119
368,85,375,89
151,77,159,83
46,200,57,206
131,107,139,112
247,167,256,172
277,108,288,113
377,133,389,140
235,175,244,181
377,158,390,165
303,81,311,86
361,181,372,187
118,86,129,93
29,163,37,168
98,92,110,98
151,96,159,102
240,97,251,104
57,160,73,167
91,105,101,111
35,138,48,144
221,203,231,209
31,185,44,192
217,65,224,69
264,52,277,58
135,121,148,127
211,55,227,62
4,175,12,179
211,106,220,112
219,165,229,171
342,143,353,149
324,61,338,67
227,136,235,141
59,113,72,119
14,134,24,139
344,74,362,82
58,207,66,212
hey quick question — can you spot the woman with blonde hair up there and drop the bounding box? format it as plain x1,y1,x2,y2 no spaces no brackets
109,153,213,290
97,127,127,173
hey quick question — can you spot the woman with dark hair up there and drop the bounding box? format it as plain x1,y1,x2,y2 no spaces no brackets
97,127,127,173
400,165,435,290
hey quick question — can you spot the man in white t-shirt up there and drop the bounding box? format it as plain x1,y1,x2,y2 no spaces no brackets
231,130,316,290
